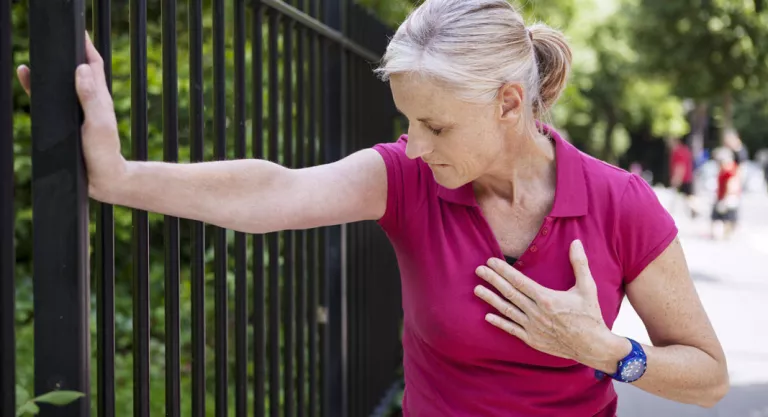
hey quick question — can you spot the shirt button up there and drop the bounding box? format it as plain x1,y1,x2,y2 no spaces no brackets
530,245,538,253
542,227,549,236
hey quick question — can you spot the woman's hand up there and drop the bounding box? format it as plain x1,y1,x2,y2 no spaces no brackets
474,240,630,372
17,31,126,200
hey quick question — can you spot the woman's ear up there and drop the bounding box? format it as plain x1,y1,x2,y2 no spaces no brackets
498,83,524,123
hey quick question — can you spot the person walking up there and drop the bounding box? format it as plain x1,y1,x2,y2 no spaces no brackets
668,136,698,218
711,147,742,240
16,1,728,415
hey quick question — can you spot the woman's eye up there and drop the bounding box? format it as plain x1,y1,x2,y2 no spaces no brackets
429,127,443,136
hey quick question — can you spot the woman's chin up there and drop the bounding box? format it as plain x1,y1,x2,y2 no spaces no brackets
431,168,465,189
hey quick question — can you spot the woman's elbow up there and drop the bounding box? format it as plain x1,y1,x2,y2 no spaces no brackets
698,366,730,408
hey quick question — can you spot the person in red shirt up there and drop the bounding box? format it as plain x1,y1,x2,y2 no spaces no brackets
668,136,697,217
711,147,741,240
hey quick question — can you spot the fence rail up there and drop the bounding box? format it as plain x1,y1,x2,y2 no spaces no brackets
0,0,403,416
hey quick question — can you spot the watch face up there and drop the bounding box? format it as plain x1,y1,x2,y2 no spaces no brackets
620,358,646,382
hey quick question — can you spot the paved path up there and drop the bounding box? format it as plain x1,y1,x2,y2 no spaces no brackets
612,188,768,417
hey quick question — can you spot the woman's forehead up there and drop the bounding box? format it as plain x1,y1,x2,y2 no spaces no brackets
391,74,483,118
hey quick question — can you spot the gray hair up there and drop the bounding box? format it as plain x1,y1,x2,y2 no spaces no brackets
375,0,572,120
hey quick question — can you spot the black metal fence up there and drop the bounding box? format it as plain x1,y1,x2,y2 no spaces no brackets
0,0,404,416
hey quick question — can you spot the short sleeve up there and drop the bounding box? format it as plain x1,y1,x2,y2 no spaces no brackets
615,174,679,283
372,135,426,236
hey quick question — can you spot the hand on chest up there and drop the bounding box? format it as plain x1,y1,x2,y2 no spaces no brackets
400,207,625,369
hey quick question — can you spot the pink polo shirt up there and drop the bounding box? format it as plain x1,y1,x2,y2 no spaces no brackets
372,125,678,417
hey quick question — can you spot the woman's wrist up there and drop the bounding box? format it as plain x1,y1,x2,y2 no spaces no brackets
577,330,633,374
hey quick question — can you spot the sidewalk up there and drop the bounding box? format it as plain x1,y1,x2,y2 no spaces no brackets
612,188,768,417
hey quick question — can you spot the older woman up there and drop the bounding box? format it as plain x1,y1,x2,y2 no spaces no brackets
17,0,728,415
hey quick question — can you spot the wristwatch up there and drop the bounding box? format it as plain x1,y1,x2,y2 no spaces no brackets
594,337,647,383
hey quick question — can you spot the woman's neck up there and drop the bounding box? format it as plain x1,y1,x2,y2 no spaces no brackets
473,129,557,204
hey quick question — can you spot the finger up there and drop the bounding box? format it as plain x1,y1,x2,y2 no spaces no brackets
569,240,595,291
83,30,105,80
476,265,537,314
485,313,528,341
75,64,102,116
16,65,31,96
474,285,528,326
486,258,548,301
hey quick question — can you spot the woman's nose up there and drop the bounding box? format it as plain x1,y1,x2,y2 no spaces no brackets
404,133,433,160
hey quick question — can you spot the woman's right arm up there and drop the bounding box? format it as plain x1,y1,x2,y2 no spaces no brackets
99,149,388,234
18,33,388,235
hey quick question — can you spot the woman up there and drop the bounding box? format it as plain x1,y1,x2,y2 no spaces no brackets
17,0,728,415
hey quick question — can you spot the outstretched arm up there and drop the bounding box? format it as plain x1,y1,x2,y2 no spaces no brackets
17,32,388,234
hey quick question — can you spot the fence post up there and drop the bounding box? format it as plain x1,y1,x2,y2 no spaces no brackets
28,0,90,415
1,0,16,413
322,0,348,416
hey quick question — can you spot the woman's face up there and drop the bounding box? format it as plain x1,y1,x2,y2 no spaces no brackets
389,73,524,189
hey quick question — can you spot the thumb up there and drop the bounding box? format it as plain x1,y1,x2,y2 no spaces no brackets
75,64,99,113
569,240,595,292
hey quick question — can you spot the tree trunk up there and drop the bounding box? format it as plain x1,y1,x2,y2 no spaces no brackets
689,101,709,161
722,89,734,135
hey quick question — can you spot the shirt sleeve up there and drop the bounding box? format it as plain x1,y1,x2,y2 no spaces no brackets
614,174,679,284
372,136,426,236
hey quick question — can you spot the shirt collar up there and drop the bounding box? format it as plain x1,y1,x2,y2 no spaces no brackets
436,124,588,217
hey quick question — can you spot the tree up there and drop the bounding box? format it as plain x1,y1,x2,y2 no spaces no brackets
628,0,768,154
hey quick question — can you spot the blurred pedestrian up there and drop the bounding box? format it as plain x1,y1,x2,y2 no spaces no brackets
667,136,697,218
711,147,741,240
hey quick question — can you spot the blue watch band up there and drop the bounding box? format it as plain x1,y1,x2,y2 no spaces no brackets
594,337,647,383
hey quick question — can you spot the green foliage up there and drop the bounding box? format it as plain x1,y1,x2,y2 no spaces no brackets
15,387,85,416
628,0,768,100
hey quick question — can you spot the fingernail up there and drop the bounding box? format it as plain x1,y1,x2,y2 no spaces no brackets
474,285,484,296
574,239,583,250
76,65,91,92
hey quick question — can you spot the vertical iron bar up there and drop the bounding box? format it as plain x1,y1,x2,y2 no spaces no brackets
162,0,181,414
267,9,281,417
295,1,307,414
93,0,116,415
0,0,14,412
130,0,151,413
252,4,266,417
317,33,327,417
234,0,248,415
282,11,295,417
28,1,89,415
213,0,228,414
346,48,357,417
189,0,207,412
306,2,319,413
322,0,348,415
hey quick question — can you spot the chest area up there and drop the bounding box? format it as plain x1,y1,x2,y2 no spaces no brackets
478,199,550,258
394,204,626,367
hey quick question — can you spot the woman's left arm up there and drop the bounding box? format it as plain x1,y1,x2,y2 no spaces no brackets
474,237,729,408
619,237,729,407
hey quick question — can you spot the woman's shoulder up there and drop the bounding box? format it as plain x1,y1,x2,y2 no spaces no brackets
575,151,651,211
576,150,677,281
371,134,436,233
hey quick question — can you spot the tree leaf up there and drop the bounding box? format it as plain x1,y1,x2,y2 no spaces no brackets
15,385,29,410
31,391,85,406
16,402,40,416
